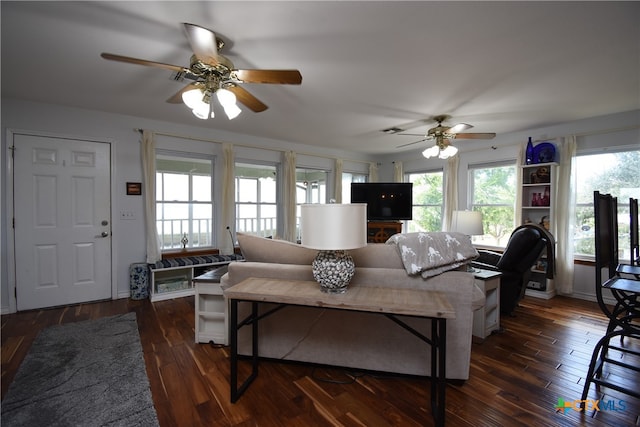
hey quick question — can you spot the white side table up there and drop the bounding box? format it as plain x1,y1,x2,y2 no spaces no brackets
194,267,228,345
472,268,502,342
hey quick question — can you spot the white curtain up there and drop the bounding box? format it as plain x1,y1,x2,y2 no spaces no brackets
369,162,378,182
555,136,577,294
141,130,161,263
393,161,403,182
442,156,459,231
515,145,524,225
282,151,297,242
220,143,235,254
334,158,343,203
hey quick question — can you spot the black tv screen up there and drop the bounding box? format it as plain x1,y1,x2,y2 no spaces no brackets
351,182,413,221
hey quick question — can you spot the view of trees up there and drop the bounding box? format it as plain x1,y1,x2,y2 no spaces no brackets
574,150,640,257
471,165,517,246
407,171,443,232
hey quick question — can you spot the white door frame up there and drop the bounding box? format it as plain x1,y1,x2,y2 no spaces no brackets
5,128,118,313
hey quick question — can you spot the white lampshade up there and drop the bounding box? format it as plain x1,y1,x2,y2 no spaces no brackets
439,145,458,159
422,145,440,159
451,210,484,236
223,103,242,120
182,88,205,110
192,103,213,119
216,88,237,108
300,203,367,250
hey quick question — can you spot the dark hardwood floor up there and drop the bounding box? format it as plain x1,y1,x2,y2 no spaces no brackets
2,295,639,426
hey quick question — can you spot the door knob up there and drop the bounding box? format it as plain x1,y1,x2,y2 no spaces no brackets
96,231,110,238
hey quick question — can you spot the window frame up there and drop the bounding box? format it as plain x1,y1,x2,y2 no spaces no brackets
468,160,517,248
234,161,279,238
405,169,444,233
573,148,640,262
155,150,215,251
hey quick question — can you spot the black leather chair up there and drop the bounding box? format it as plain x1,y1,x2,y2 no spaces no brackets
472,224,554,315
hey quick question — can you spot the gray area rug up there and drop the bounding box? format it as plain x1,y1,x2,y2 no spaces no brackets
1,312,159,426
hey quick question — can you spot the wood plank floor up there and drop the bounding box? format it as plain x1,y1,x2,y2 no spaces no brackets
2,295,639,426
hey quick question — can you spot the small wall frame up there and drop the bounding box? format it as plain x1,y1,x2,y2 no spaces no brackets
126,182,142,195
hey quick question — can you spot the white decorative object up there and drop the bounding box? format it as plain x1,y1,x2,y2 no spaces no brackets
301,203,367,293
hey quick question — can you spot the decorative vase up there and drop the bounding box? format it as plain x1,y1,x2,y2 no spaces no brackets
311,250,355,293
525,137,534,165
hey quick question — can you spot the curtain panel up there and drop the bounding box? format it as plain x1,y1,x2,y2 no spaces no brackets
141,130,161,263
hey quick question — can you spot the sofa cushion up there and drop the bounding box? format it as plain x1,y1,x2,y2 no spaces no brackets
349,244,404,269
237,232,318,265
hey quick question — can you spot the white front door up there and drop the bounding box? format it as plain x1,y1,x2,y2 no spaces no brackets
13,133,112,311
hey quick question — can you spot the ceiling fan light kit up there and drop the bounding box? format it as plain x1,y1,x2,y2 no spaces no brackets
101,23,302,121
422,141,459,159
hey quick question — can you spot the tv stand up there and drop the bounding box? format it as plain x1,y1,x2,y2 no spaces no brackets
367,221,402,243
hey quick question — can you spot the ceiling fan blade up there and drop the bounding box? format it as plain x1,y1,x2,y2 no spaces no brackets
447,123,473,133
234,69,302,85
101,53,186,72
397,132,426,137
166,83,200,104
227,85,268,112
183,23,220,65
453,132,496,140
397,139,427,148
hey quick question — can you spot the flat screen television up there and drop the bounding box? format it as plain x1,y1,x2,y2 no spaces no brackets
350,182,413,221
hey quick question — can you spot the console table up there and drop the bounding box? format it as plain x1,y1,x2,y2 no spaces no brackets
224,278,455,427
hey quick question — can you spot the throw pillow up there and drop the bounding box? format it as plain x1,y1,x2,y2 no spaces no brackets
236,232,318,265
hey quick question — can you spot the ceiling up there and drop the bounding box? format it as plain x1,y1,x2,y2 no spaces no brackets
2,1,639,155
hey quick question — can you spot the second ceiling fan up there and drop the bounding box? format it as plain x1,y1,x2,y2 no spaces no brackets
397,115,496,158
101,23,302,119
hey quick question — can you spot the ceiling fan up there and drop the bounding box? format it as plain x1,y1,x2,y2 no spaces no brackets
394,115,496,159
101,23,302,120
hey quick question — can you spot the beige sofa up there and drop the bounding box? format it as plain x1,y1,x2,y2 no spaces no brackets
220,233,485,380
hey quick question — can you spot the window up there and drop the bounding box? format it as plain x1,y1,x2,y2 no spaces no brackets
469,163,517,247
574,150,640,260
406,170,444,232
156,152,214,250
341,172,367,203
296,168,328,239
235,163,278,238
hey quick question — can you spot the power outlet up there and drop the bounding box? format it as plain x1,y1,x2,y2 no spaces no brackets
120,211,135,220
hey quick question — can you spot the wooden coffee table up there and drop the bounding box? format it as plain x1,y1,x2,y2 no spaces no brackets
224,278,455,427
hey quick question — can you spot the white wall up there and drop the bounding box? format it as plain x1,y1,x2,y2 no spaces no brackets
0,99,373,312
1,99,638,311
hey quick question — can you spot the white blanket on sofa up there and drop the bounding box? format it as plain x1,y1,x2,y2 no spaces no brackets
386,232,479,278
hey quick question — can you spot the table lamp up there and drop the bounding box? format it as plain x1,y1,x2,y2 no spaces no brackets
300,203,368,293
451,210,484,238
452,210,483,272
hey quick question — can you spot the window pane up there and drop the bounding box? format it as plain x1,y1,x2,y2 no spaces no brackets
193,175,211,202
237,178,257,203
406,171,443,232
163,173,189,201
156,151,214,250
471,164,517,247
261,177,277,203
342,172,367,203
408,206,442,233
235,163,278,237
574,150,640,259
